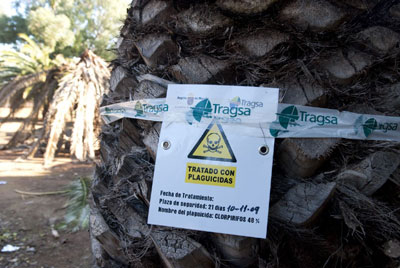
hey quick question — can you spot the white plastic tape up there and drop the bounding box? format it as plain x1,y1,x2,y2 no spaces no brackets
270,104,400,141
100,99,400,141
101,99,165,124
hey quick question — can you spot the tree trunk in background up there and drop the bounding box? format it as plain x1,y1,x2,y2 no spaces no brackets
91,1,400,267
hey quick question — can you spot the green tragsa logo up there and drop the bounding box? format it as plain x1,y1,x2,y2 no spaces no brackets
362,118,377,137
186,98,251,124
135,101,144,117
269,105,338,137
270,105,299,137
135,101,168,117
192,98,213,122
359,117,398,137
277,105,300,129
186,98,212,124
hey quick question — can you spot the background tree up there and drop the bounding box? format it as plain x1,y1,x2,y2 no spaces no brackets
0,33,55,111
0,15,28,44
0,0,120,238
28,6,75,51
9,0,130,60
0,1,28,45
0,0,124,162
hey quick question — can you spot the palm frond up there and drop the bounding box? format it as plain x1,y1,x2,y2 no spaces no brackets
62,177,92,232
0,72,46,107
23,67,70,158
5,75,58,148
83,82,97,160
0,34,53,76
0,35,56,137
1,49,109,165
43,50,110,165
70,81,86,160
44,71,81,166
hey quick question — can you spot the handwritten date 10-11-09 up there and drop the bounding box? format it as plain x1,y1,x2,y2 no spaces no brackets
227,205,260,215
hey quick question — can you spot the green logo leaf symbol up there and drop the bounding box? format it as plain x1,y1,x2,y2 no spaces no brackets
135,101,144,117
269,128,280,137
277,105,299,129
362,118,377,137
269,120,282,137
104,107,112,121
191,98,212,122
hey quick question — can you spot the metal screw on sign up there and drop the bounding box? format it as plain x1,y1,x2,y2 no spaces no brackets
162,140,171,150
258,145,269,155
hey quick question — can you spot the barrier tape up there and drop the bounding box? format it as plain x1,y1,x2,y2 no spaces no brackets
100,99,400,141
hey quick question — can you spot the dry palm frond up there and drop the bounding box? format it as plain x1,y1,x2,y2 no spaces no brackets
43,50,110,165
0,72,46,108
0,71,57,149
0,65,72,151
70,82,86,160
22,68,67,158
43,71,81,164
14,189,69,196
83,82,97,160
5,82,46,148
0,41,70,148
1,44,109,165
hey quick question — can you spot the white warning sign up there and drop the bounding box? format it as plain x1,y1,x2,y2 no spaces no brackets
148,84,279,238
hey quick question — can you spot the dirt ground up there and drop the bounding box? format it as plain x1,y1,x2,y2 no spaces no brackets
0,108,95,268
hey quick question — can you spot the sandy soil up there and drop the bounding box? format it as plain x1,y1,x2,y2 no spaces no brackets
0,108,95,268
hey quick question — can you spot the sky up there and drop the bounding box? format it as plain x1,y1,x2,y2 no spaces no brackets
0,0,17,16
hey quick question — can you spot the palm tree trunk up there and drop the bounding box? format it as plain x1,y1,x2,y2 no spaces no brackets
91,1,400,267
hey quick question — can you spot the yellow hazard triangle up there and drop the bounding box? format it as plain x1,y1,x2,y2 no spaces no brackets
188,120,237,163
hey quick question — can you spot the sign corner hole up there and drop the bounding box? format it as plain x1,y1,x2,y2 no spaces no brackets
162,140,171,150
259,145,269,155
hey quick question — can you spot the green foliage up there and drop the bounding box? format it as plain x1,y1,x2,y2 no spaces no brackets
0,15,28,44
14,0,130,60
28,7,74,50
0,34,70,122
0,33,54,82
62,177,92,232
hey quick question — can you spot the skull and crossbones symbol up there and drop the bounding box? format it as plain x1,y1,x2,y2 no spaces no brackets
203,133,223,154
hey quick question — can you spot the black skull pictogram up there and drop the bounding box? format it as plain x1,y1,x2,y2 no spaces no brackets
203,132,223,153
